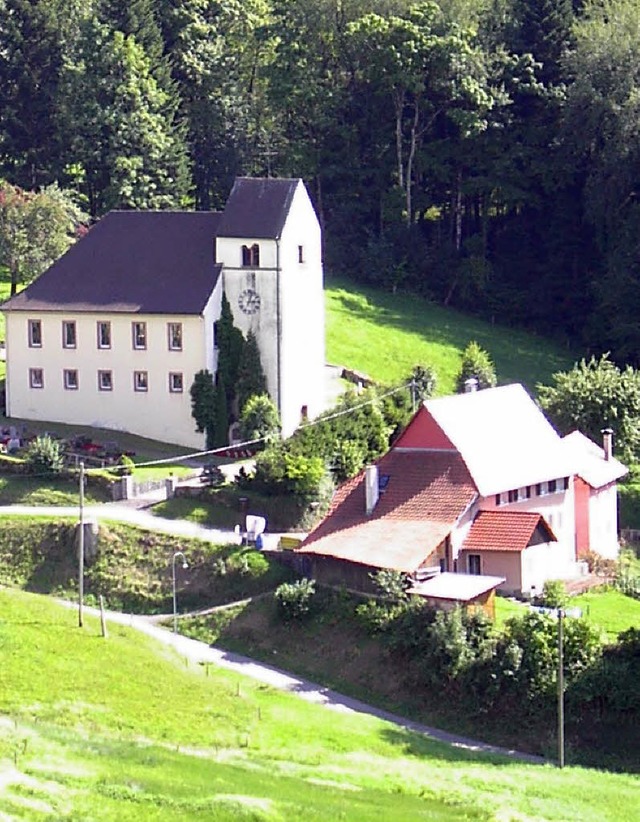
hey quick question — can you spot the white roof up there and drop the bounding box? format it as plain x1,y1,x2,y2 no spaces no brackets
408,572,505,602
423,384,576,496
561,431,628,489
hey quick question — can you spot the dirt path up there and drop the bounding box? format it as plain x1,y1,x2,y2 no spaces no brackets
63,600,547,767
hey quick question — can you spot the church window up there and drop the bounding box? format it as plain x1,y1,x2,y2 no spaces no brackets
29,368,44,389
169,372,183,393
168,322,182,351
63,369,78,390
298,245,304,263
62,321,76,349
28,320,42,348
132,322,147,350
98,370,113,391
133,371,148,392
241,244,260,267
213,322,219,349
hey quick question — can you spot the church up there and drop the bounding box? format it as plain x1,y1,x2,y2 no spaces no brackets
1,178,325,448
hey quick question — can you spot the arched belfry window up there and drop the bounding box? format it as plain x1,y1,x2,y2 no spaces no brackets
241,243,260,267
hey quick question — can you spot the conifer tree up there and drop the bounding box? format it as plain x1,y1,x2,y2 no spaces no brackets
216,293,244,412
236,330,268,415
455,341,497,392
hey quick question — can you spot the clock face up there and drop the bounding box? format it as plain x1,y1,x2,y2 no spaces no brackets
238,288,261,315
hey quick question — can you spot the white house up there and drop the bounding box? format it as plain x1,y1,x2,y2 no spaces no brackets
2,178,325,448
298,383,627,598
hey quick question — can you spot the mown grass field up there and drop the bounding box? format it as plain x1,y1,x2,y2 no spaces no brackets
1,588,638,821
325,278,575,394
495,589,640,641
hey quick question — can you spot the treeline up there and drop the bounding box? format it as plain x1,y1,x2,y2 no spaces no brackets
2,1,640,359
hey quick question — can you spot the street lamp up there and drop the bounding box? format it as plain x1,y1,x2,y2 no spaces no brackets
172,551,188,634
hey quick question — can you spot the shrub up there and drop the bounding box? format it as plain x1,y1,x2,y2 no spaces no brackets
370,569,410,602
24,435,64,474
455,340,497,392
239,394,281,443
116,454,135,476
539,579,567,608
275,578,316,621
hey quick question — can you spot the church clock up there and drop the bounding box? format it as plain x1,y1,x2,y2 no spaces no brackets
238,288,261,315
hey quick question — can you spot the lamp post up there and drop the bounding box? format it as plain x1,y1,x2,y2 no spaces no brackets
172,551,188,634
78,461,85,628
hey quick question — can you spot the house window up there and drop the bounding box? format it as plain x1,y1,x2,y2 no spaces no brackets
495,493,502,506
97,321,111,349
132,322,147,350
167,322,182,351
535,483,543,496
548,479,557,493
525,486,532,499
133,371,148,392
28,320,42,348
562,477,569,491
29,368,44,389
98,370,113,391
241,243,260,267
169,372,183,393
62,321,77,349
508,489,518,503
298,245,304,263
468,554,481,575
63,369,78,390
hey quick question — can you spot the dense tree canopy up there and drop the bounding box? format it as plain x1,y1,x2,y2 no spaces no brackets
2,0,640,364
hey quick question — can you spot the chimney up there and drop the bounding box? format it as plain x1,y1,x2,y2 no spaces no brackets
365,464,379,515
601,428,613,461
464,377,478,393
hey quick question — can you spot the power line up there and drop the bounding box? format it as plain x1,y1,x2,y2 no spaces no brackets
81,380,414,473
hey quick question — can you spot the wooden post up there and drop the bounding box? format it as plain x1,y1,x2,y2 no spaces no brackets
557,608,565,768
99,595,108,639
78,462,85,628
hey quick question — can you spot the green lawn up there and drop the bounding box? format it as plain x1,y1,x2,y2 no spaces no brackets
495,589,640,642
152,496,240,529
325,277,575,394
1,588,638,821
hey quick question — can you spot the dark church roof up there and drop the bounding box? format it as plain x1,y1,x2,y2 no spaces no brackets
2,211,222,315
217,177,300,239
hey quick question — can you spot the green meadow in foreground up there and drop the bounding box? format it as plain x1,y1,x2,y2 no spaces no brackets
1,589,638,821
325,278,575,394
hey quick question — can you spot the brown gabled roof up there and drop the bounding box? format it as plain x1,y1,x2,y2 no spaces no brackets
217,177,299,239
298,450,477,573
2,211,222,315
461,510,556,553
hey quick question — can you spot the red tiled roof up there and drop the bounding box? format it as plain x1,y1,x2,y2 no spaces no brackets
298,451,477,573
462,510,556,553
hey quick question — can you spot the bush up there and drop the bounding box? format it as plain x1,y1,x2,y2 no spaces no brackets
24,435,64,474
116,454,135,476
370,569,410,602
239,394,281,443
275,578,316,621
539,579,567,608
455,341,497,392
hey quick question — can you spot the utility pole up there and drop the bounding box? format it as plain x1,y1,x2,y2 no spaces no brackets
557,608,565,768
78,461,85,628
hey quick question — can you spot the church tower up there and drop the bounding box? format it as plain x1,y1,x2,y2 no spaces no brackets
216,178,325,437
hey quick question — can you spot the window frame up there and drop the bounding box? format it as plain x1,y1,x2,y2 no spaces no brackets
97,321,111,349
63,368,79,390
98,370,113,391
468,554,481,575
168,372,183,393
132,321,147,350
133,370,148,392
62,320,77,349
29,368,44,389
28,319,42,348
167,322,183,351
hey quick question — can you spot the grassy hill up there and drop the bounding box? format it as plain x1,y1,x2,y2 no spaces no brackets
325,278,575,394
1,588,638,821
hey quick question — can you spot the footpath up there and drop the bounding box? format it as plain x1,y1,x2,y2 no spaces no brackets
62,601,547,767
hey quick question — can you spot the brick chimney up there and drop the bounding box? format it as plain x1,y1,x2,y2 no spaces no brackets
602,428,613,461
365,464,379,515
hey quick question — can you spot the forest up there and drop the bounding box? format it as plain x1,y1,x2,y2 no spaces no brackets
1,0,639,361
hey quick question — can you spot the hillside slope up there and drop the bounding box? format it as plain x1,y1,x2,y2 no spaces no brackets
326,278,575,394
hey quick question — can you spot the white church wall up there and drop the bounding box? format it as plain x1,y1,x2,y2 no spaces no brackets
5,311,207,448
